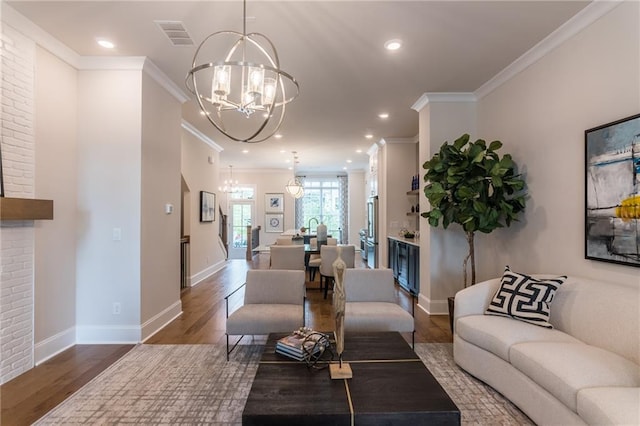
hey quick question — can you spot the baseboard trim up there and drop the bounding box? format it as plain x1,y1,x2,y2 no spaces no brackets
417,293,449,315
190,260,226,287
75,325,140,344
34,326,76,365
141,300,182,342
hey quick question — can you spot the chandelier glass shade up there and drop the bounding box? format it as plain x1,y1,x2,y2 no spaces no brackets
185,0,299,143
285,151,304,199
219,165,239,194
285,178,304,199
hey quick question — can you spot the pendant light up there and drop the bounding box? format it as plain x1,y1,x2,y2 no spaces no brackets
285,151,304,199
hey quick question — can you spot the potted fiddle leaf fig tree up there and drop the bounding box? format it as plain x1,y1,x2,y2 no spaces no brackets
421,134,527,289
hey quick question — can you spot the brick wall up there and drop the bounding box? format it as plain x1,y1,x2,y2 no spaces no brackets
1,23,36,384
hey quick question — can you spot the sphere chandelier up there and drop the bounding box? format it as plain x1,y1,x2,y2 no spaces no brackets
185,0,299,143
285,152,304,199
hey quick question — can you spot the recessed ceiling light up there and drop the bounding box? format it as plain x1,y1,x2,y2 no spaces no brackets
97,39,115,49
378,113,389,119
346,159,352,163
242,149,249,154
356,149,363,153
365,134,374,139
274,134,283,139
280,149,286,153
384,39,402,51
343,166,347,170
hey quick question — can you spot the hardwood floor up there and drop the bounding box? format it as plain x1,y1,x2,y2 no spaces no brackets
0,254,451,425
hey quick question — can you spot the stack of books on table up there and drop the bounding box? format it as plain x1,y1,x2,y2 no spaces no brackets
275,328,328,361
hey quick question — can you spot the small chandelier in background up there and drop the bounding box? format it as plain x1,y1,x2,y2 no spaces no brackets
285,151,304,199
185,0,299,143
219,165,239,194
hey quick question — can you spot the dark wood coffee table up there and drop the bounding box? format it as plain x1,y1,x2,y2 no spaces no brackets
242,332,460,425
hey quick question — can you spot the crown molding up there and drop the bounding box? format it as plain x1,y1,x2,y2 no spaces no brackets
77,56,146,70
143,59,190,103
1,3,80,68
382,136,418,145
182,120,224,152
475,0,623,99
411,93,477,112
2,5,189,104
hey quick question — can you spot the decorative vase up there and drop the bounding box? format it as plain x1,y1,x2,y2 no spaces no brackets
316,223,327,242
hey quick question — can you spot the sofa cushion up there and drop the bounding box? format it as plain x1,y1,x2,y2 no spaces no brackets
577,387,640,426
456,314,580,362
510,342,640,412
485,266,566,328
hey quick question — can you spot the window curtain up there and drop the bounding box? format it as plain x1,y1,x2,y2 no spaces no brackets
294,175,306,230
337,175,348,243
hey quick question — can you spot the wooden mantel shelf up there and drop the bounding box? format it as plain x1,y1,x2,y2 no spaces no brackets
0,197,54,220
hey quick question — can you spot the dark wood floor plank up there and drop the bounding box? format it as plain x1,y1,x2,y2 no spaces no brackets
1,255,451,425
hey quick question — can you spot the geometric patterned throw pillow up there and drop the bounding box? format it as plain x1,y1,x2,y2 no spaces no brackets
485,266,567,328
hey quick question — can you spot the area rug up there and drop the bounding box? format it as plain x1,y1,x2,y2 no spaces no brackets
36,343,533,425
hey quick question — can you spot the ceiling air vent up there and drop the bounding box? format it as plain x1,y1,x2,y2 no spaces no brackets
155,20,194,46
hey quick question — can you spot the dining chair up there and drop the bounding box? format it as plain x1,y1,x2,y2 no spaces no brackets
307,237,338,282
270,245,305,270
225,269,306,359
343,268,415,348
275,237,293,245
319,245,355,299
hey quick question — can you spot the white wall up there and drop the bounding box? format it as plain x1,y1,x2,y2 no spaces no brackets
347,170,366,245
476,1,639,288
232,169,293,246
75,69,142,342
180,130,226,286
139,71,182,339
416,98,477,313
33,46,78,361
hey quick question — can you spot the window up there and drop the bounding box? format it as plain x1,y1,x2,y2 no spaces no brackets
296,176,348,243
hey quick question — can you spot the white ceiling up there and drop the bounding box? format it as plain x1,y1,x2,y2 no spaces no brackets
5,0,590,173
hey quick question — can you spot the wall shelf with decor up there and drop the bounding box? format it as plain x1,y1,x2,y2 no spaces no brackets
0,197,54,220
406,190,420,225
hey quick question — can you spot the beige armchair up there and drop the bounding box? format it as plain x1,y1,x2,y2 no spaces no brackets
343,268,415,348
270,245,305,270
319,245,355,299
225,269,306,359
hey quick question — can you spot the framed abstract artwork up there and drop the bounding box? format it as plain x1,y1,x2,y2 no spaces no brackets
265,193,284,213
200,191,216,222
585,113,640,267
265,213,284,233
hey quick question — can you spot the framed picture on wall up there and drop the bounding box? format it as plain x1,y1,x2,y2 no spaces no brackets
265,213,284,233
585,113,640,267
265,193,284,213
200,191,216,222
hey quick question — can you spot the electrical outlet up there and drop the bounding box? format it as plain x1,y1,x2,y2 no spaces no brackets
112,302,121,315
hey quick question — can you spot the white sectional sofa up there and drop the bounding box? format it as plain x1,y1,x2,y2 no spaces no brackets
453,275,640,425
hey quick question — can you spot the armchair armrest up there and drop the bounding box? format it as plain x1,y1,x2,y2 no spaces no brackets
224,282,247,319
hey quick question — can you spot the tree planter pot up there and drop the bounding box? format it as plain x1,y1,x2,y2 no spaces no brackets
448,296,455,334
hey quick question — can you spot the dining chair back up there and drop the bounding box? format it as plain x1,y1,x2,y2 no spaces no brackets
275,237,293,245
270,245,305,270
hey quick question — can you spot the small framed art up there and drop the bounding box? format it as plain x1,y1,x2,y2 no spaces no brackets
200,191,216,222
265,193,284,213
265,213,284,233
